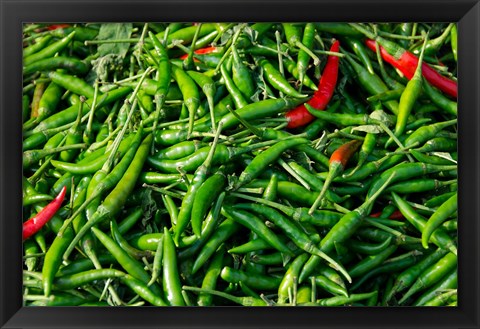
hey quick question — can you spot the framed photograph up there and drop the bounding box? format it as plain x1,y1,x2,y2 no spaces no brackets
1,0,479,328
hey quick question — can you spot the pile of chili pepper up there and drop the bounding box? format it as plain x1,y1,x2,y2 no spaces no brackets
22,22,458,307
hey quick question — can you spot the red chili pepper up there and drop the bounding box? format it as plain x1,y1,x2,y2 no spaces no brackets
370,210,404,220
309,139,361,214
329,139,362,168
22,186,66,241
365,39,457,99
388,210,405,220
285,40,340,129
47,24,71,31
179,46,219,60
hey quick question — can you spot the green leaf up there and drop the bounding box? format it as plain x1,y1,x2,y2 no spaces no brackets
226,174,238,191
89,54,125,82
313,131,329,152
220,28,234,46
291,151,314,172
241,26,258,45
86,23,133,83
336,74,350,96
351,125,384,134
430,152,457,164
369,110,394,126
97,23,133,57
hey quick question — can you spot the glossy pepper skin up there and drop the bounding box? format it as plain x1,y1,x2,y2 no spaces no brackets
23,186,66,241
364,39,457,99
285,40,340,128
21,22,458,308
309,139,362,213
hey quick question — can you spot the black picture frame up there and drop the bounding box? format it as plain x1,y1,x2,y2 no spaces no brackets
1,0,479,328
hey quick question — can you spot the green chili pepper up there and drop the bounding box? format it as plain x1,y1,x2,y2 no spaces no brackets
222,206,294,258
422,80,457,117
221,266,281,291
63,134,153,260
197,248,224,306
348,245,398,279
314,276,348,297
315,23,363,37
184,286,268,306
367,163,457,201
162,227,185,306
350,250,423,292
231,44,256,100
414,137,457,153
413,269,457,306
345,37,374,74
315,291,378,306
23,31,76,66
422,193,457,249
190,165,229,237
277,253,309,304
191,218,240,274
174,123,223,242
187,70,217,131
147,31,171,149
345,55,399,115
296,23,317,87
32,87,131,133
393,36,428,139
171,63,200,138
282,23,320,66
392,192,457,254
236,203,350,281
450,24,458,62
91,226,163,297
403,119,457,149
398,252,457,304
299,173,395,283
220,61,249,109
386,178,456,194
23,35,53,58
262,173,278,201
386,247,448,302
235,138,308,189
257,57,308,98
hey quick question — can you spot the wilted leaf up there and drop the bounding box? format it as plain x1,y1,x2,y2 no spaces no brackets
220,28,234,46
134,188,158,221
226,174,238,191
242,25,258,44
430,152,457,164
88,23,133,82
89,54,125,82
369,110,394,126
314,131,329,152
351,125,384,134
291,151,314,171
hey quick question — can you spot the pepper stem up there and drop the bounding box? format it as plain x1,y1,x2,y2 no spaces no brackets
308,162,342,214
183,23,202,71
182,286,246,306
349,23,376,40
412,31,429,80
214,23,247,74
104,67,152,171
225,104,263,137
202,121,224,171
362,172,397,215
229,192,295,217
275,30,286,96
